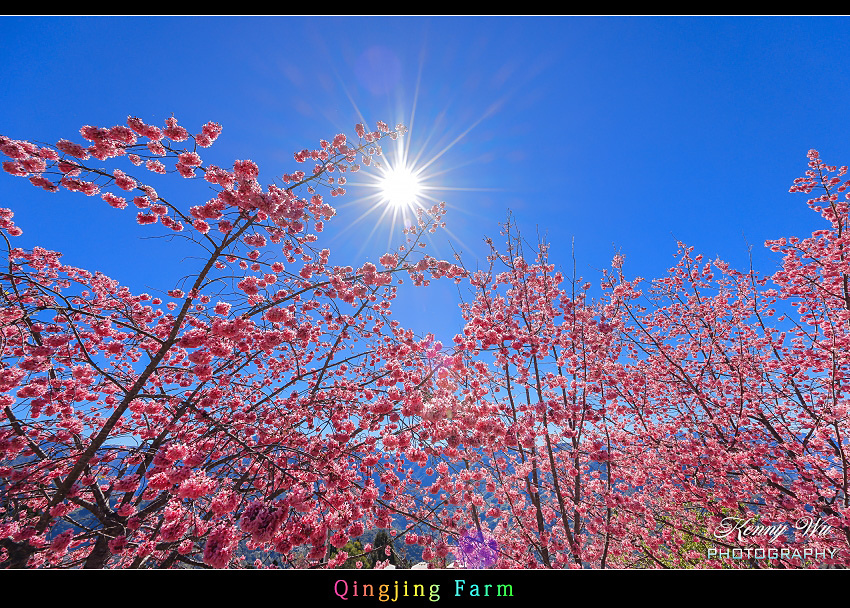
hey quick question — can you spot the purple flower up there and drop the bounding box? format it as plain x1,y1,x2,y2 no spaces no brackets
455,529,498,569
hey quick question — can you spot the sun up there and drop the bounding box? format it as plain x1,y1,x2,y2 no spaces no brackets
330,102,497,258
377,164,422,210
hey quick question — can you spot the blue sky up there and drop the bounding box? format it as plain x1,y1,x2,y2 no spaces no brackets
3,16,850,343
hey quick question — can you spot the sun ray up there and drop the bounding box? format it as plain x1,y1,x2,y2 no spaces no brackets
322,194,395,247
328,45,512,267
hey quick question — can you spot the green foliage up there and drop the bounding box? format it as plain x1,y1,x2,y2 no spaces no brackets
370,529,412,567
370,529,395,567
329,539,371,569
652,507,722,569
617,504,740,569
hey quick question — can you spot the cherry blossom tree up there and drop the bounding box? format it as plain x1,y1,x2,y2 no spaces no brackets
406,218,638,568
418,150,850,569
595,150,850,568
0,115,464,568
3,111,850,571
